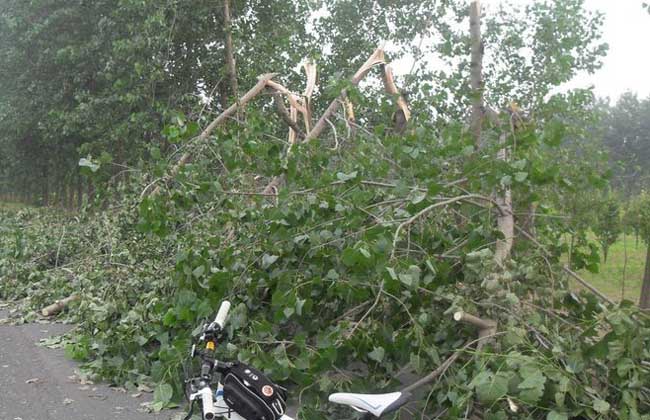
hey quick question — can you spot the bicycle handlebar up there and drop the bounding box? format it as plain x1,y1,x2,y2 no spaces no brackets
199,387,217,420
214,300,231,330
194,301,231,420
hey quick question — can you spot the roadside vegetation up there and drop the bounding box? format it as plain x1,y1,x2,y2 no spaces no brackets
1,1,650,419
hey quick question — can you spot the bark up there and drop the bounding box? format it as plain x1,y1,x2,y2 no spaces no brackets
469,0,484,146
494,185,514,266
343,97,357,138
272,91,304,139
87,182,95,204
41,294,80,317
262,49,385,195
639,243,650,310
42,164,49,206
622,233,628,300
302,61,317,131
66,182,74,210
77,175,83,209
401,311,497,395
58,180,65,208
381,64,411,134
521,202,538,239
149,73,276,197
223,0,238,100
453,310,497,351
305,48,385,142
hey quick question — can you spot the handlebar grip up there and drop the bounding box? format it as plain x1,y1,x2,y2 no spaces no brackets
214,300,231,329
200,387,216,420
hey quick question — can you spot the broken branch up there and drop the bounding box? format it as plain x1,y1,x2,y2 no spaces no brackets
42,294,80,317
272,91,304,139
382,64,410,118
149,73,276,197
454,310,497,351
305,48,386,142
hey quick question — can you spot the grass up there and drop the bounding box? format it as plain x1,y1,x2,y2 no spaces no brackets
0,201,29,211
575,234,648,303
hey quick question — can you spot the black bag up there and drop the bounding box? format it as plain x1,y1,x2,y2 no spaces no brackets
222,362,287,420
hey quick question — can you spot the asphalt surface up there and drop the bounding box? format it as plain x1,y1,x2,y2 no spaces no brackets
0,308,181,420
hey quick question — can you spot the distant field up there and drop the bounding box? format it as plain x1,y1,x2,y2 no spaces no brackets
574,234,647,303
0,201,28,210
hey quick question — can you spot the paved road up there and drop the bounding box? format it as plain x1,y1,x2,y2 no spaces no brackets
0,309,182,420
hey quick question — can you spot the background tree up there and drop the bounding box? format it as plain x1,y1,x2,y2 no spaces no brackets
600,93,650,196
627,193,650,308
593,193,622,263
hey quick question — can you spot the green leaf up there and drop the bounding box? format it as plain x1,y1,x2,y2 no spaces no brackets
616,358,634,377
192,265,205,278
262,254,279,269
410,191,426,204
547,411,568,420
336,171,358,182
514,172,528,182
471,371,509,404
153,383,173,405
341,248,358,267
296,298,306,316
517,367,546,404
518,370,546,390
368,346,385,363
593,399,610,414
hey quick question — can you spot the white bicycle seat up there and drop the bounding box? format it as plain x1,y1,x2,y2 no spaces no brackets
328,391,411,418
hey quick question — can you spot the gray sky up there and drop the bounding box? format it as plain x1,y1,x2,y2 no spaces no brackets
507,0,650,101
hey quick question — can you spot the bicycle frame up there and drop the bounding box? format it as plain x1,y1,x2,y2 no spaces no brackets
185,301,405,420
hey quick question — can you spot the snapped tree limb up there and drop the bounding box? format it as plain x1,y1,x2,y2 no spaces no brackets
42,294,80,317
305,48,386,142
272,91,305,139
302,60,317,132
401,311,498,394
454,310,497,351
148,73,276,197
382,64,411,134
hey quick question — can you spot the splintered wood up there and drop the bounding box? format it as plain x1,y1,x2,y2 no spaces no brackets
148,47,411,198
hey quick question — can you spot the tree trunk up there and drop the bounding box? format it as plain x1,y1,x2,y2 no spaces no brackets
639,243,650,310
223,0,239,101
42,164,49,206
77,175,83,209
621,233,628,300
469,0,484,146
87,181,94,205
495,178,514,266
66,182,74,210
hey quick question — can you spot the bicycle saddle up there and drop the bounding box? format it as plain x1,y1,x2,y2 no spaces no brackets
328,391,411,418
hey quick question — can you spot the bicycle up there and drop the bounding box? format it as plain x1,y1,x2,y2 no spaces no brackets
182,301,413,420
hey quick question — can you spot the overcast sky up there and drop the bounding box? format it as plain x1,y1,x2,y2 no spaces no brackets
505,0,650,102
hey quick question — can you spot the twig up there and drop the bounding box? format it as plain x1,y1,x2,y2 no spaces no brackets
345,281,384,340
325,118,339,150
55,226,66,269
391,194,485,259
